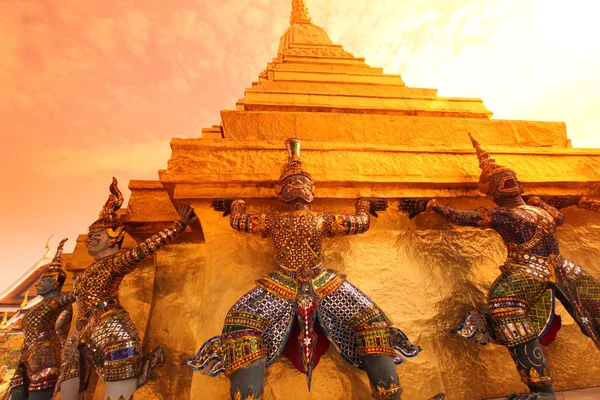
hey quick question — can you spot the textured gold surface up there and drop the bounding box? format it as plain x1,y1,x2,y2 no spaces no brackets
57,197,600,400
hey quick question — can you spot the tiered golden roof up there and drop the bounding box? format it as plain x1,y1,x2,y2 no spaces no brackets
157,0,600,201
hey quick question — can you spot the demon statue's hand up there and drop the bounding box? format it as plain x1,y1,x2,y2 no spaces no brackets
398,198,432,219
360,198,388,218
506,392,556,400
178,203,198,226
523,195,581,209
211,198,238,217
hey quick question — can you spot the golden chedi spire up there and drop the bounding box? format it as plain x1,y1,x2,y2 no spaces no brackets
290,0,311,24
278,0,334,55
243,0,492,124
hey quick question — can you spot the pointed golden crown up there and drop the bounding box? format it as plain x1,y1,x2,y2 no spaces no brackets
42,238,68,282
89,177,124,230
278,138,313,183
468,133,516,183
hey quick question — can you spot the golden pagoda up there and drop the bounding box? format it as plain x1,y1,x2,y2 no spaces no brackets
62,1,600,399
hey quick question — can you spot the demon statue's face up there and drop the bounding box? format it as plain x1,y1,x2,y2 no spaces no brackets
483,169,524,199
85,227,114,256
276,174,315,204
36,275,58,295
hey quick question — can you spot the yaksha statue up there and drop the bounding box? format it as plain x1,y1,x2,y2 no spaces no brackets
400,134,600,400
55,178,197,400
189,139,422,400
5,239,74,400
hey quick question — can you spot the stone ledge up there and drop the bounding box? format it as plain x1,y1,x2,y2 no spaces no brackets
216,112,567,147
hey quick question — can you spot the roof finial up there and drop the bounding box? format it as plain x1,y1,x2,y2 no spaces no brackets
0,311,7,329
20,291,29,309
291,0,311,25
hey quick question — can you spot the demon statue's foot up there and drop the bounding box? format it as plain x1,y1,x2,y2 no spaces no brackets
506,392,556,400
9,385,26,400
361,355,402,400
229,359,266,400
28,389,55,400
506,339,555,400
104,378,138,400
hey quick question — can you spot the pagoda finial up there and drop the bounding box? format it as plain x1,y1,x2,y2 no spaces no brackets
291,0,311,25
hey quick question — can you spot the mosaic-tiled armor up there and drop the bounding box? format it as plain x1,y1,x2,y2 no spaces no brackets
6,239,73,400
189,139,421,400
55,178,190,400
401,134,600,399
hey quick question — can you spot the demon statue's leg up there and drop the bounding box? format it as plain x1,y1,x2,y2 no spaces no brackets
507,339,555,400
229,359,266,400
59,377,81,400
27,389,54,400
577,272,600,328
361,355,402,400
216,287,293,400
9,385,26,400
487,271,556,399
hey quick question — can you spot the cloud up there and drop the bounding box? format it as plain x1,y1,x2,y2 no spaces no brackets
34,139,172,179
311,0,599,145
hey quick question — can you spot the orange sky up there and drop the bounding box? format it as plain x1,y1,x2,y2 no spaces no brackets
1,0,599,292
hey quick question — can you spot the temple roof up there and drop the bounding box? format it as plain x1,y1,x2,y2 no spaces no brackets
0,247,51,312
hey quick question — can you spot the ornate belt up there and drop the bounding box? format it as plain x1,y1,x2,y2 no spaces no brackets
504,252,583,283
549,255,582,280
503,252,555,281
276,262,325,282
